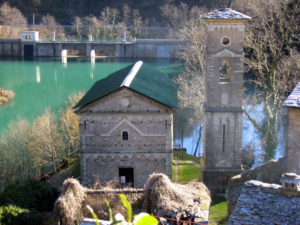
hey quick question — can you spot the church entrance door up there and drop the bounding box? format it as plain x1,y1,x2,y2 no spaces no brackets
119,168,134,187
217,175,228,194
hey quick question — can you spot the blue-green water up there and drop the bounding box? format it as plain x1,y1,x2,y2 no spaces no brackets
0,57,285,167
0,57,183,133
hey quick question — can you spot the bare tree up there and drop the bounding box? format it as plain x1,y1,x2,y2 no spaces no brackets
243,0,300,162
71,16,83,38
0,118,32,187
30,108,65,175
160,2,189,30
122,4,131,26
109,8,119,39
132,9,142,38
174,16,207,156
0,2,27,38
60,92,85,161
39,14,65,40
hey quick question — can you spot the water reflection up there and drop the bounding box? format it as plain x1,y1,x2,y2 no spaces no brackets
36,66,40,83
173,90,286,168
0,57,182,136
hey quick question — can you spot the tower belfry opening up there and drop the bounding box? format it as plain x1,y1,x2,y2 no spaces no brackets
201,8,251,196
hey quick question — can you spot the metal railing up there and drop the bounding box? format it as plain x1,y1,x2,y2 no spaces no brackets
153,215,208,225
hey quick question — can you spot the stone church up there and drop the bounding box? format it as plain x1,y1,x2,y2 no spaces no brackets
201,8,251,195
74,61,177,188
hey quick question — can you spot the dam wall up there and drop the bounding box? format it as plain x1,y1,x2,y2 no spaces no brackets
0,39,186,58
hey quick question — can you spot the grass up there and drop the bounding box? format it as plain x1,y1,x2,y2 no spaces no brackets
70,160,80,178
172,150,201,184
172,151,228,224
208,196,228,225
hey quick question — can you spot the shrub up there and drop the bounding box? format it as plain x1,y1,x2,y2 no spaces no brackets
0,180,59,212
0,205,53,225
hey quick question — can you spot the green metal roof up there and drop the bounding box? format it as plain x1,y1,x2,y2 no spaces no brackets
74,61,178,110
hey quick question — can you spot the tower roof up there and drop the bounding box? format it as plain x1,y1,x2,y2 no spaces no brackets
283,82,300,108
201,8,251,20
73,61,178,110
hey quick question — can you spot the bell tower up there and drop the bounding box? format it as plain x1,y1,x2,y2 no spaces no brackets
201,8,251,196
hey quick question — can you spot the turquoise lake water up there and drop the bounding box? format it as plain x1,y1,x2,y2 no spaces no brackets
0,57,285,166
0,57,183,133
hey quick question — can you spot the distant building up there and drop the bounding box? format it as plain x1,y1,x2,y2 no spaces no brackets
74,61,177,188
201,8,251,196
283,82,300,174
21,31,39,42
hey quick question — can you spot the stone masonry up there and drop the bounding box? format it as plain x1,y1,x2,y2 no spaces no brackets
76,88,174,188
227,180,300,225
283,82,300,175
201,8,251,196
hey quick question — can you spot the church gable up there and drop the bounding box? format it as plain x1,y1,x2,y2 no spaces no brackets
76,88,172,114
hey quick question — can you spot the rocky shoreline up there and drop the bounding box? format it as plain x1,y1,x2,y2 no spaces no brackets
0,88,14,105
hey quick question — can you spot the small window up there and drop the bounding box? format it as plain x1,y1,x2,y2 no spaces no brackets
122,131,128,141
25,35,31,39
222,37,230,45
222,124,225,153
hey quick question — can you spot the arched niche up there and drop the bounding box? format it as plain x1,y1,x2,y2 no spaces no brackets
219,59,231,83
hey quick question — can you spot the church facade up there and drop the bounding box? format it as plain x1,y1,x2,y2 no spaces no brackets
74,61,177,188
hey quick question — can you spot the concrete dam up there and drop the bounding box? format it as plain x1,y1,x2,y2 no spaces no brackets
0,35,186,59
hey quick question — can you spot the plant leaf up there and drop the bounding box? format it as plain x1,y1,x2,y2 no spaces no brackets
86,205,100,225
135,215,158,225
119,194,132,222
105,199,113,222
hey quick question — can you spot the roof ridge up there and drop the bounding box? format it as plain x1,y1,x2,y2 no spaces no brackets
120,61,143,87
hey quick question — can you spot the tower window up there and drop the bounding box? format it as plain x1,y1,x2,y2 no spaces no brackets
222,124,225,153
222,37,230,45
122,131,128,141
220,59,231,83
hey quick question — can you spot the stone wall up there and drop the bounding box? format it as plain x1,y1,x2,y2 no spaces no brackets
0,41,21,56
0,39,185,58
232,157,286,184
77,88,174,188
203,20,246,196
286,108,300,174
84,153,170,188
225,157,287,215
227,180,300,225
204,112,243,169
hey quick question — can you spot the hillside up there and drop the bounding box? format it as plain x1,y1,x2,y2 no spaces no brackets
0,0,230,25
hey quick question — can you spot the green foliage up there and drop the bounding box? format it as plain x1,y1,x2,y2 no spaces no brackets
208,197,228,225
70,158,81,178
0,205,29,225
87,195,158,225
119,194,132,222
0,205,45,225
104,200,113,223
135,214,158,225
0,180,59,212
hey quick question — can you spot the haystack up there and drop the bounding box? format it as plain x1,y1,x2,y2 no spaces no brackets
53,178,144,224
143,173,210,213
53,178,86,225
